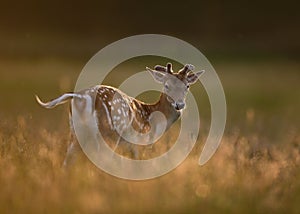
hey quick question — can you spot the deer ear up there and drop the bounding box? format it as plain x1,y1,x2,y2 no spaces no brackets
187,70,205,84
146,67,166,83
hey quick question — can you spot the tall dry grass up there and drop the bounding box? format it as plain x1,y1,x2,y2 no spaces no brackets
0,58,299,213
0,113,299,214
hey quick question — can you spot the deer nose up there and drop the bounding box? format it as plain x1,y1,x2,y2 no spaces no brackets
175,102,185,110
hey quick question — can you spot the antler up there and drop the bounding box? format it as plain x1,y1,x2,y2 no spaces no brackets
166,63,173,74
154,65,166,72
179,64,195,76
154,63,173,74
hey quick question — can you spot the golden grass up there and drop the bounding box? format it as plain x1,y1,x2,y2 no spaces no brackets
0,58,299,213
0,113,299,214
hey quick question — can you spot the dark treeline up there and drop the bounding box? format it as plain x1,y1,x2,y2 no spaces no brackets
1,0,299,58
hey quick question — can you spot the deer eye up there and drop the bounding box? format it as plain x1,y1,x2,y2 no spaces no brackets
186,85,190,89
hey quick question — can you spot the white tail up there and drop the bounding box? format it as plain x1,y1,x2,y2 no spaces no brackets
36,63,204,166
35,93,75,109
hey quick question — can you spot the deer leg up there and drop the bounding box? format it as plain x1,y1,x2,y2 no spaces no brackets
130,144,139,159
63,114,85,168
110,130,123,160
63,131,83,167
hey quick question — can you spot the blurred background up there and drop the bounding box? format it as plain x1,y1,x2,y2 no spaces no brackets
0,0,299,123
0,0,300,213
1,0,299,59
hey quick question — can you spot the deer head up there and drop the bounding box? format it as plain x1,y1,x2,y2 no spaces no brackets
146,63,204,110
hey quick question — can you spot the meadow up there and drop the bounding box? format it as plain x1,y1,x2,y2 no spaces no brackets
0,56,299,213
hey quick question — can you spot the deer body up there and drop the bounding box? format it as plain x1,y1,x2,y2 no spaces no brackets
36,63,204,166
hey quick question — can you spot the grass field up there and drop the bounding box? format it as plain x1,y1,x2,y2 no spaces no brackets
0,56,299,213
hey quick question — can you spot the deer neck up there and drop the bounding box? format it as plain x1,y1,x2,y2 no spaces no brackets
143,93,181,129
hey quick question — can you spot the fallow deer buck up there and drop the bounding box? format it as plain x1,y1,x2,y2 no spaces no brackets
36,63,204,166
